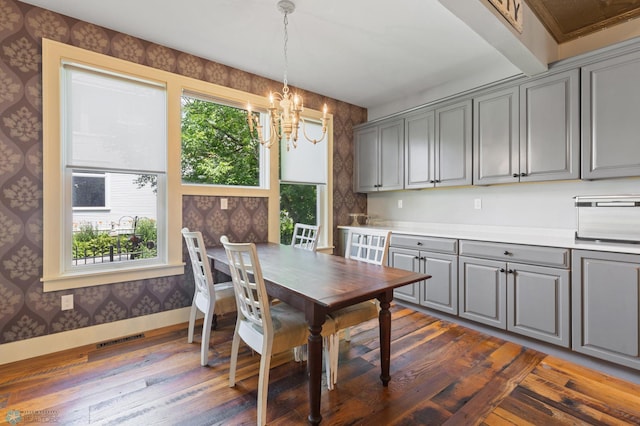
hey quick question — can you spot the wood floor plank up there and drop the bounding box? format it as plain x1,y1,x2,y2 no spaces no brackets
1,306,639,425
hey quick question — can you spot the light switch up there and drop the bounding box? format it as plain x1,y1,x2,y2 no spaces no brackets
221,198,228,210
474,198,482,210
397,200,403,209
61,294,74,310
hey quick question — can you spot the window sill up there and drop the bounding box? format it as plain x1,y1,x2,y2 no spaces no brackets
42,262,185,292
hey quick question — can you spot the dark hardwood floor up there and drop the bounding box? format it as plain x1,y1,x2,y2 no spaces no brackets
1,305,639,425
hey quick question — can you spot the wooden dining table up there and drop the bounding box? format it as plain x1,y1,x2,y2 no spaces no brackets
207,243,430,424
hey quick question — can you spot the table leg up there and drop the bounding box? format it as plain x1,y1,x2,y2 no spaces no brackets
378,293,392,386
307,316,324,424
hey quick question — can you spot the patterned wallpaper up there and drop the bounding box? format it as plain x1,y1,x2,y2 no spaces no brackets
0,0,366,346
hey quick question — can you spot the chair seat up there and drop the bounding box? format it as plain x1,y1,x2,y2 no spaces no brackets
213,283,237,315
241,302,336,353
329,301,378,331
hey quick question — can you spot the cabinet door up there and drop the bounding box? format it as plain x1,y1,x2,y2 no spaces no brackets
405,110,435,189
572,250,640,370
507,263,570,347
354,125,379,192
458,256,507,329
473,87,520,185
379,119,404,191
389,247,421,304
582,50,640,179
421,252,458,315
519,69,579,182
435,99,472,187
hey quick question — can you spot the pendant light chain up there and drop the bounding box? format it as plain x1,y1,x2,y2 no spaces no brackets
283,11,289,90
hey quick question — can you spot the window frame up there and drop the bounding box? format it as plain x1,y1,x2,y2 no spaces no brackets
42,38,333,291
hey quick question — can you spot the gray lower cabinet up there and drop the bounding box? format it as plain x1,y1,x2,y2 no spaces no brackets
388,234,458,314
458,256,506,328
572,250,640,369
581,50,640,179
458,240,570,347
354,118,404,192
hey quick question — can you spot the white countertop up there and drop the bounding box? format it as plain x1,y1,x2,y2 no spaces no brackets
338,221,640,255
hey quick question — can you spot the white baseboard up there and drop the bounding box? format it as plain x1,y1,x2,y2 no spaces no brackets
0,307,191,366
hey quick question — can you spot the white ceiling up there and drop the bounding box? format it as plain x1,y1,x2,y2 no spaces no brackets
21,0,523,111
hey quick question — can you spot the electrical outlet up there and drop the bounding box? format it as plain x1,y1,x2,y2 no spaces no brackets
220,198,228,210
397,200,403,209
474,198,482,210
61,294,74,311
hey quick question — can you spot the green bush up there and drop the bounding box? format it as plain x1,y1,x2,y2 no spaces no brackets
72,219,157,260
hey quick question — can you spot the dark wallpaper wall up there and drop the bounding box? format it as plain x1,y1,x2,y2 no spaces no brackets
0,0,367,346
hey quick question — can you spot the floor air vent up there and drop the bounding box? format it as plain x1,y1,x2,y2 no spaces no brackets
96,333,145,349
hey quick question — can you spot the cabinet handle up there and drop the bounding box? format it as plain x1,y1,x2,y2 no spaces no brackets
429,180,435,183
513,173,519,178
504,251,511,256
500,268,506,273
417,242,423,246
414,256,420,260
435,179,441,183
507,269,515,274
520,173,527,177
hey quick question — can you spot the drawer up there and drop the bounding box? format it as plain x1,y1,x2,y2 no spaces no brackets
390,234,457,254
459,240,569,268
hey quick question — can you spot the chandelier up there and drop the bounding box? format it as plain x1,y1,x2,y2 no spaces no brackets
247,0,328,151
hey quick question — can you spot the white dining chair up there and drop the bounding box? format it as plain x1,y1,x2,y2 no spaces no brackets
327,228,391,387
182,228,236,366
290,223,320,362
221,236,337,425
291,223,321,251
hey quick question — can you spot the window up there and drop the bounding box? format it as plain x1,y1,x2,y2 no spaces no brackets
43,39,183,290
72,172,106,209
63,63,165,269
280,120,331,248
180,93,266,187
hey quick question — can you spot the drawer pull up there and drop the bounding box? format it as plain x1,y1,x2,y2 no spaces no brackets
417,242,423,246
504,251,511,256
500,268,506,273
507,269,515,274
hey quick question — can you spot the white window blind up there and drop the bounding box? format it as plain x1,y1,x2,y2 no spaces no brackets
63,64,167,173
280,120,327,184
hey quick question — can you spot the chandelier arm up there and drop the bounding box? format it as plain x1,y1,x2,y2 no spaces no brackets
299,117,328,145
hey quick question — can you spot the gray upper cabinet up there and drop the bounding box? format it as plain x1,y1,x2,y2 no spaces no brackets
473,86,520,185
519,69,580,182
582,50,640,179
436,100,473,187
404,109,435,189
404,100,472,190
354,118,404,192
572,250,640,370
